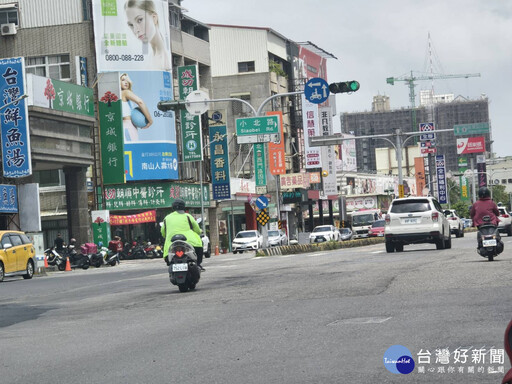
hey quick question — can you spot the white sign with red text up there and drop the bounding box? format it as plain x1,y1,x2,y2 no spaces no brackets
457,137,485,154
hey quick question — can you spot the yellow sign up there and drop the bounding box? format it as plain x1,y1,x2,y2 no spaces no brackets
398,184,405,198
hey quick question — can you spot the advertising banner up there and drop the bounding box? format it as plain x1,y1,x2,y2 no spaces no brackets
302,94,321,169
98,72,125,184
27,74,94,117
178,65,202,162
120,71,178,181
267,111,286,175
319,107,337,196
0,57,32,178
436,155,447,204
104,182,209,210
414,157,426,196
0,184,18,213
340,133,357,172
254,143,266,187
456,137,485,154
459,169,470,202
280,173,310,190
91,0,172,72
209,125,231,200
110,210,156,225
476,156,487,188
91,210,111,245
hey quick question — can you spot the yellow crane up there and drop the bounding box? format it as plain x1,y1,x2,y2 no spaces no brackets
386,70,481,130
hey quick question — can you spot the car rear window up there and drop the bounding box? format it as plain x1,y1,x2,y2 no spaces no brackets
236,231,257,238
372,220,385,228
390,200,431,213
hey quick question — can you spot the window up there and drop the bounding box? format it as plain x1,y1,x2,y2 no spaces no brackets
502,179,507,184
231,93,252,116
25,55,71,80
0,6,19,26
238,61,255,73
34,170,64,187
8,234,22,246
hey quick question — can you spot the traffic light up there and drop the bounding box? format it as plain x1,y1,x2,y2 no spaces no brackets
329,81,360,94
157,100,187,112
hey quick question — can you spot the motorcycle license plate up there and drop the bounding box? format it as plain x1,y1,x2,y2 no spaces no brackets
483,239,497,247
172,263,188,272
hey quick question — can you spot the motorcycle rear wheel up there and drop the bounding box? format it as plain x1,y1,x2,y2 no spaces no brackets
488,253,494,261
178,284,188,293
58,263,66,271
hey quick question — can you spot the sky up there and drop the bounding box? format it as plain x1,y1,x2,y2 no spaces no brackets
181,0,512,157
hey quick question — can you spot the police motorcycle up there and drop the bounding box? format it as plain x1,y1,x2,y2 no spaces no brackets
166,234,200,293
477,215,504,262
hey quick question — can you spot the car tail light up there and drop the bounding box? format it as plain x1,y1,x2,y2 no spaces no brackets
385,214,390,224
449,217,457,220
502,214,510,218
432,212,439,222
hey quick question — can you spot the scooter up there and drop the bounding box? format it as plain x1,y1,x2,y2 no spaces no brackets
65,245,90,269
477,215,504,261
167,235,200,293
44,247,67,271
87,247,118,267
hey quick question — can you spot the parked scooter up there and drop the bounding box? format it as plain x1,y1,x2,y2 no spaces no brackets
65,240,90,270
44,247,67,271
167,234,200,293
129,241,147,259
89,242,119,267
477,215,504,261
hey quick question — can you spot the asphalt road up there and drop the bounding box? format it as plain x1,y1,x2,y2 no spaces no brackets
1,232,511,384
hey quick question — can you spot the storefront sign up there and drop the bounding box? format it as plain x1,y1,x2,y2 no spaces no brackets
210,125,231,200
267,111,286,175
280,173,310,189
282,191,302,204
436,155,447,204
91,210,110,245
178,65,202,162
110,210,156,225
456,137,485,154
302,95,322,169
104,182,209,210
319,107,337,196
0,184,18,213
0,57,32,178
27,74,94,117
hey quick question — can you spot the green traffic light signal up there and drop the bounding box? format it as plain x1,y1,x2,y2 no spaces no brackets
329,81,360,94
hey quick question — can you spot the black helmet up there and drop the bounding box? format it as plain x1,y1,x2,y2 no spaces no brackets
478,187,491,199
171,234,187,242
172,198,186,212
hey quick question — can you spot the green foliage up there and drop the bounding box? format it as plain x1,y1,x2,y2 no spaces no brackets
269,60,287,78
220,234,229,249
452,201,471,218
491,184,509,207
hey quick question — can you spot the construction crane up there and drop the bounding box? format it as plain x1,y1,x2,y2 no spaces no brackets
386,70,481,131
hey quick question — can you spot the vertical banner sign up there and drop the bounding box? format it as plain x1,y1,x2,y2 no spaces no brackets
435,155,447,204
76,56,88,87
0,57,32,178
91,210,111,245
266,111,286,175
210,125,230,200
178,65,202,162
458,157,470,202
319,107,337,196
254,143,266,187
301,94,321,169
0,184,18,213
476,155,487,188
98,72,125,184
91,0,172,73
414,157,426,196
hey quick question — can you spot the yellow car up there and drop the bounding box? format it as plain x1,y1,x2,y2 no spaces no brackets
0,231,36,282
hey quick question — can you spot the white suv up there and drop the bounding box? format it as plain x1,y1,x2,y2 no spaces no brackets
444,209,464,238
309,225,341,243
497,207,512,236
384,197,451,253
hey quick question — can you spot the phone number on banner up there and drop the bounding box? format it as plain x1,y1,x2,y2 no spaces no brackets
104,55,144,62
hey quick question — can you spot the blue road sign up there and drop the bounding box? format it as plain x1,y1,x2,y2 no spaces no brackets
255,195,269,210
305,77,329,104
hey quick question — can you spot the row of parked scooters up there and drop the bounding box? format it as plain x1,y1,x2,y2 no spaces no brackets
44,239,164,271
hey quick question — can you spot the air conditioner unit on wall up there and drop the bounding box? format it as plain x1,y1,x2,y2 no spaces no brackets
1,23,16,36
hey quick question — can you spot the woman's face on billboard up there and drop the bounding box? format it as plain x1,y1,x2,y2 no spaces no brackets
125,6,157,43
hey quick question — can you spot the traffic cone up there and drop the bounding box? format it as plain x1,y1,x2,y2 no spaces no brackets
44,256,49,268
215,245,219,256
65,257,72,271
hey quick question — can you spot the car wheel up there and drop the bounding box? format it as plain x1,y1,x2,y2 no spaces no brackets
507,225,512,236
0,262,4,282
233,251,237,254
436,237,445,250
385,240,395,253
23,260,34,279
445,235,452,249
461,227,465,237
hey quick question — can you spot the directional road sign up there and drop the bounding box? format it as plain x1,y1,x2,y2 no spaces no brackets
237,133,279,144
256,209,270,226
236,116,279,136
255,195,269,210
453,122,489,136
305,77,329,104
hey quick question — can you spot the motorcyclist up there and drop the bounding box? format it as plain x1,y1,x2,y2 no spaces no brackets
470,187,499,228
161,199,205,271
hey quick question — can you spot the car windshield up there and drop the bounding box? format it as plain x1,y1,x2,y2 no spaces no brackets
340,228,351,234
313,226,331,232
372,220,385,228
390,200,431,213
268,231,279,237
236,232,257,238
352,214,374,226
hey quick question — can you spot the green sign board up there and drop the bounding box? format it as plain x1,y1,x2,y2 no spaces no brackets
236,116,279,136
98,73,125,185
104,182,210,210
458,156,468,168
458,167,470,202
453,122,489,136
254,143,266,187
91,210,111,245
178,65,202,162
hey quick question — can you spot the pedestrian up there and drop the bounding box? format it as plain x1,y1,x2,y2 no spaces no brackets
161,199,205,271
54,233,64,251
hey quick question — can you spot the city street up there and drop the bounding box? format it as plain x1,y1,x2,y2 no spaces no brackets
1,232,511,383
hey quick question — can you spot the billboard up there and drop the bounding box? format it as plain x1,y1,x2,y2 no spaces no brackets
92,0,172,72
210,125,231,200
457,137,485,154
267,111,286,175
302,95,321,169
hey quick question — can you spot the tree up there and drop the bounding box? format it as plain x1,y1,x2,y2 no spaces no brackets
451,201,471,219
491,184,509,206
